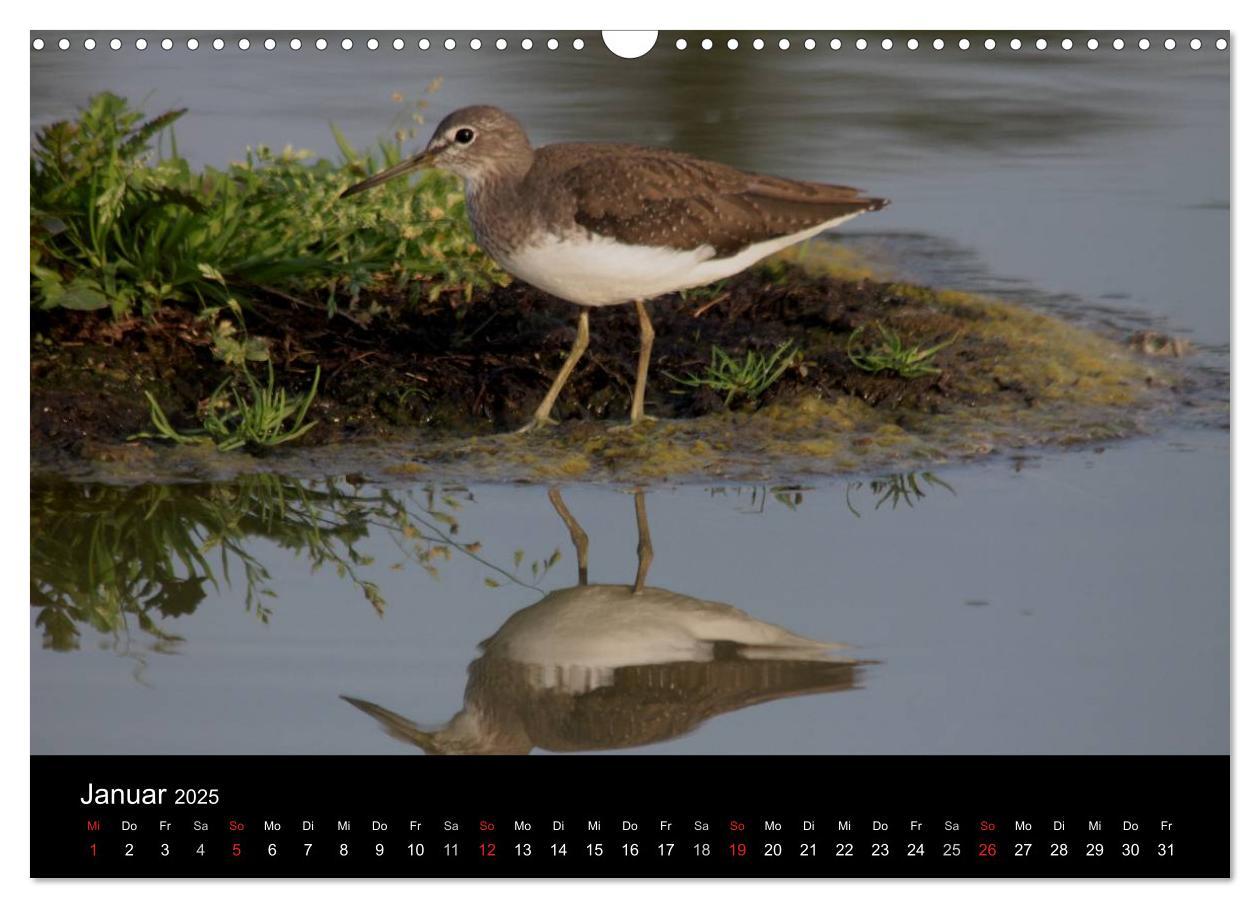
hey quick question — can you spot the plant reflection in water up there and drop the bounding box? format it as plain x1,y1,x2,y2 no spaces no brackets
29,475,558,668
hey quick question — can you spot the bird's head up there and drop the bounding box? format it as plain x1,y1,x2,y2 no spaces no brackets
340,105,532,198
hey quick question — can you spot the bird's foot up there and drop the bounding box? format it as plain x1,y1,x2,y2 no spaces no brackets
515,414,559,435
609,415,658,434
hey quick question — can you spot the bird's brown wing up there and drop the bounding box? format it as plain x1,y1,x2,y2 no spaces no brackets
551,146,887,258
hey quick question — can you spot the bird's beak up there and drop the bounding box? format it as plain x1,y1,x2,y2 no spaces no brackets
339,148,438,199
340,695,440,752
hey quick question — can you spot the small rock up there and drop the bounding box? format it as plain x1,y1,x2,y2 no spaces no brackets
1128,330,1191,358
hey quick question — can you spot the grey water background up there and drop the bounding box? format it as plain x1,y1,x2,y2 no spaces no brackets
30,34,1229,754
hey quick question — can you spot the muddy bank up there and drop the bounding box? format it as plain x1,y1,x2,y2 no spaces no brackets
31,244,1194,483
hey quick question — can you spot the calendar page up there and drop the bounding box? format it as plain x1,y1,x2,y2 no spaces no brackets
28,28,1230,879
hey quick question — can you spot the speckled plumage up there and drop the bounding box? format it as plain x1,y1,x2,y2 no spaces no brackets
467,142,886,263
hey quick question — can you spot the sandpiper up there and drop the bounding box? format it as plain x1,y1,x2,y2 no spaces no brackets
341,105,888,432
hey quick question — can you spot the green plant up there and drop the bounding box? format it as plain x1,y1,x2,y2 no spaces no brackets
670,341,800,408
30,93,507,321
846,322,957,379
135,364,321,452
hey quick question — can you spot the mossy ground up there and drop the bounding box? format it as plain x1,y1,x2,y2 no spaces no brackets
31,242,1176,483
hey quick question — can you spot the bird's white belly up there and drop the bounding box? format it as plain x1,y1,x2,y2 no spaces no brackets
482,585,847,694
497,214,860,307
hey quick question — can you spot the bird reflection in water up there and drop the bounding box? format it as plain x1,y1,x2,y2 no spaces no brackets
343,489,866,754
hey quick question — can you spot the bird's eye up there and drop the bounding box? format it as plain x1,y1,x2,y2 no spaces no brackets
454,128,475,145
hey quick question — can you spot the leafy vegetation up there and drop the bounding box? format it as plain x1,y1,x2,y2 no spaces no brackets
846,322,957,379
670,341,801,408
135,364,321,452
30,92,505,322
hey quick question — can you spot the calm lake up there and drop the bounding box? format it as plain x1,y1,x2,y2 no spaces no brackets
30,33,1229,755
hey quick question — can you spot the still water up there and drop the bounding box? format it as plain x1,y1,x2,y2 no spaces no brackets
30,35,1229,755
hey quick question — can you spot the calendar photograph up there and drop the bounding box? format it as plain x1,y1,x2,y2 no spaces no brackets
28,29,1230,878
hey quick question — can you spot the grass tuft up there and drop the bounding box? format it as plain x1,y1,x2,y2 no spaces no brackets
134,364,320,452
670,341,800,408
846,322,957,379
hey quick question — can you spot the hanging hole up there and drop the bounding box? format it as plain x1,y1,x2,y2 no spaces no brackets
600,30,655,58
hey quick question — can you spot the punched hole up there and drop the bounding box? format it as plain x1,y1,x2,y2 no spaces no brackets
600,31,655,58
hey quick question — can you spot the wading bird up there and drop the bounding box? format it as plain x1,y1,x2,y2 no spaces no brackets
341,106,887,432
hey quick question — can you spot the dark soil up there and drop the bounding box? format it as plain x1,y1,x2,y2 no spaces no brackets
30,260,1047,460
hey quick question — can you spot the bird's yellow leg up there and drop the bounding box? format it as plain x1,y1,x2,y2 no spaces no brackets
517,308,589,433
631,489,654,594
547,487,589,586
629,299,656,425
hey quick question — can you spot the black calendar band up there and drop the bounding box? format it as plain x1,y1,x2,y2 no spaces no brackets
31,754,1229,879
